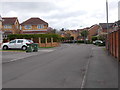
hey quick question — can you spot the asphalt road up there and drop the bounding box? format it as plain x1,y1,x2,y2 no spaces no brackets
2,44,118,88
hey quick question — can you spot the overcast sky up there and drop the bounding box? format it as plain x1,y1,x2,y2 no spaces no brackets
0,0,119,30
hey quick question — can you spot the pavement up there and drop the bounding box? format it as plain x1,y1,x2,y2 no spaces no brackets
2,44,118,88
84,46,118,88
2,44,68,63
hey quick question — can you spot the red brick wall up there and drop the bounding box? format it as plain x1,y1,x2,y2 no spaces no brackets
88,25,100,41
39,42,60,47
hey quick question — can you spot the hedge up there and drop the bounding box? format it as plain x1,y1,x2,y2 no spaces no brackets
7,34,61,42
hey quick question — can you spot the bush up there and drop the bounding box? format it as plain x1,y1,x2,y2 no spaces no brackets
77,40,84,43
92,36,98,41
85,40,92,44
7,34,60,43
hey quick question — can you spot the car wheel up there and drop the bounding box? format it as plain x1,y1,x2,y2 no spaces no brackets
3,45,8,50
22,46,27,50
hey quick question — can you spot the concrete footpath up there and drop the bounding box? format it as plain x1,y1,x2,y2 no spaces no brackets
84,46,118,88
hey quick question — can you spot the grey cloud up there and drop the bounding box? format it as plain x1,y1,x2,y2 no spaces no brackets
109,1,118,10
90,11,105,19
2,2,60,13
48,17,86,29
43,10,87,19
1,1,118,30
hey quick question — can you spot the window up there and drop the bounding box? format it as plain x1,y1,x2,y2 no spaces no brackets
10,40,16,43
4,25,12,29
16,25,19,29
17,40,23,43
27,40,33,43
24,25,32,29
37,24,44,29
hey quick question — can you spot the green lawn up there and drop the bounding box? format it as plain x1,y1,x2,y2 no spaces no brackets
0,49,25,52
39,47,54,48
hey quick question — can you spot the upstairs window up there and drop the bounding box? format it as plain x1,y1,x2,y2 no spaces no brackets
16,25,19,29
24,25,32,29
37,24,44,29
4,25,12,29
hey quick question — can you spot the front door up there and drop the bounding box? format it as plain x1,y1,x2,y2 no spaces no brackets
8,40,16,48
16,40,24,48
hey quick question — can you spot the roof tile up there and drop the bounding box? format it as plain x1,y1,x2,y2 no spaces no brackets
2,17,18,25
21,17,48,25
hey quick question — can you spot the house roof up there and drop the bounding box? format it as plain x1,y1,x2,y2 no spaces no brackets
21,17,48,25
112,20,120,29
99,23,114,29
116,20,120,26
69,30,77,32
2,17,18,25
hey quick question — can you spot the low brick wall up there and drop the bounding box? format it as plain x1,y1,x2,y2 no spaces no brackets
39,42,60,47
3,37,60,48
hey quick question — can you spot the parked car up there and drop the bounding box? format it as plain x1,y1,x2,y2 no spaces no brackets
93,40,103,44
2,39,34,50
93,40,105,46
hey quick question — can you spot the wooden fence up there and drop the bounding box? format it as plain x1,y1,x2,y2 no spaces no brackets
108,29,120,61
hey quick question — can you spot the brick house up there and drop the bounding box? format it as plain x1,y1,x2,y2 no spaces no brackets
20,17,48,34
99,23,114,34
2,17,20,34
77,27,90,40
66,30,79,40
87,24,100,41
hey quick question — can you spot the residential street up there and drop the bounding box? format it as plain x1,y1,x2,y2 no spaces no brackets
2,44,118,88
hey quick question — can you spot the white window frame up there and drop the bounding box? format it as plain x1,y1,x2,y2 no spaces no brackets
24,25,32,29
37,24,44,29
4,25,12,29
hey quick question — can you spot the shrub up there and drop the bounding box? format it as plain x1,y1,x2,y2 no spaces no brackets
92,36,98,41
77,40,84,43
7,34,60,43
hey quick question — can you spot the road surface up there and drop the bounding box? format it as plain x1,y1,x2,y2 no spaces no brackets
2,44,118,88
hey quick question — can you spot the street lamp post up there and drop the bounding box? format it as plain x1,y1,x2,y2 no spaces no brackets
106,0,110,55
0,15,3,46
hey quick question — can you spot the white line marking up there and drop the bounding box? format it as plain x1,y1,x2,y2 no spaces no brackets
80,49,92,89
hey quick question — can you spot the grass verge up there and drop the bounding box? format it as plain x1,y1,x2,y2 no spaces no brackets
0,49,25,52
39,47,54,48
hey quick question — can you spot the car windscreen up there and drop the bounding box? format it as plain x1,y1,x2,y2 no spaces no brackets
27,40,33,43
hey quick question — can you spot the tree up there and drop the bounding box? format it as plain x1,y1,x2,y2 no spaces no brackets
81,30,89,38
60,28,65,31
92,36,98,41
65,33,71,40
47,27,57,34
97,35,106,41
81,30,89,43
